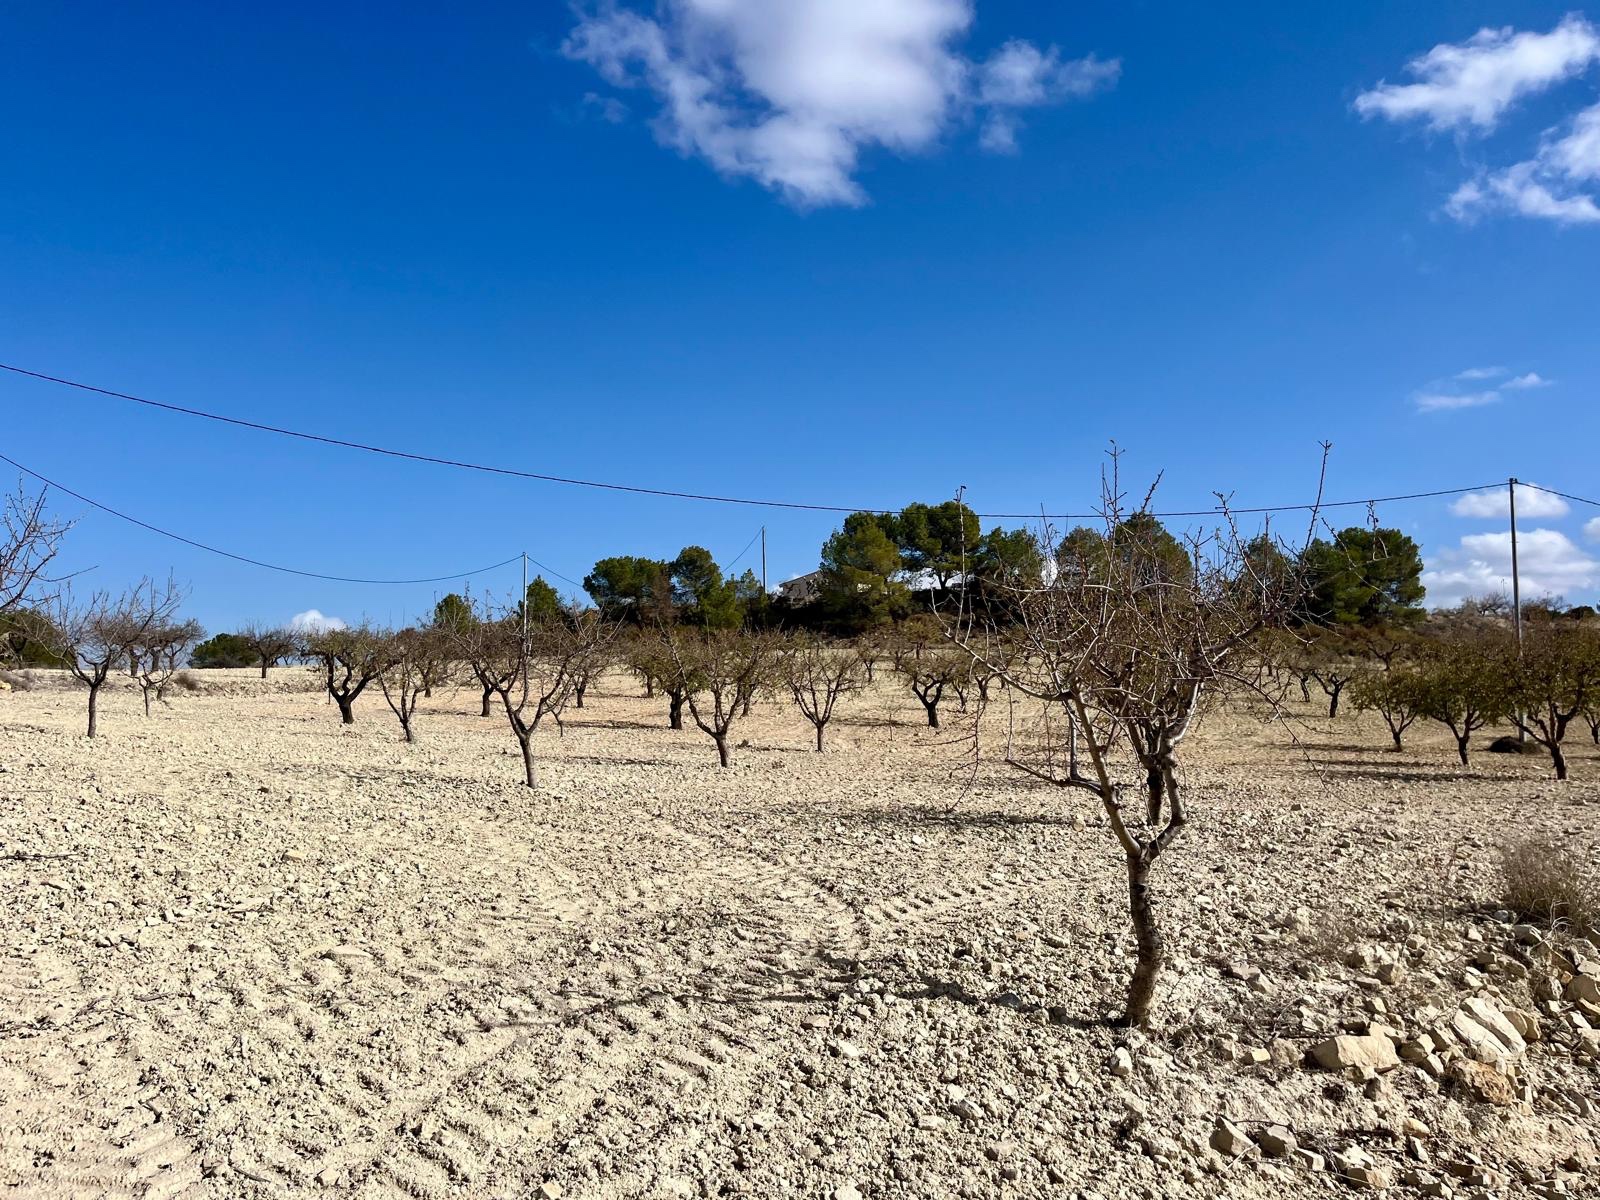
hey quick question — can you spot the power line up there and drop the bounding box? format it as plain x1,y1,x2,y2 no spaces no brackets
723,528,763,573
0,360,1506,520
0,451,522,585
1518,481,1600,509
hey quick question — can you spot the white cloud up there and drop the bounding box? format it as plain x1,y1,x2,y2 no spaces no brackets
289,609,346,634
582,91,630,123
1414,389,1501,412
1503,371,1554,389
975,40,1119,152
1358,18,1600,226
1586,516,1600,543
563,0,1118,206
1412,366,1555,412
1424,527,1599,607
1450,484,1570,519
1355,15,1600,131
1448,101,1600,226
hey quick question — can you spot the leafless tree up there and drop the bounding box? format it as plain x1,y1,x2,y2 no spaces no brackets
890,621,967,729
632,631,692,729
47,577,186,737
301,624,395,725
377,626,447,743
668,628,777,767
135,617,203,716
449,598,613,787
780,635,865,751
956,461,1306,1027
1509,624,1600,780
240,623,298,679
569,611,612,709
1,480,72,616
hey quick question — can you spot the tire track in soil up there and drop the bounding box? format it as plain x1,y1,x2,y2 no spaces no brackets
339,811,868,1198
0,952,207,1200
138,832,601,1192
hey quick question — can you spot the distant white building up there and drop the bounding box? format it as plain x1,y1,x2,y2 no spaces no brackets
777,570,828,604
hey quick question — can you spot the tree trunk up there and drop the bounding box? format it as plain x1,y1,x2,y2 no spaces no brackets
1390,727,1403,750
336,695,356,725
1144,767,1163,825
480,682,493,718
86,683,100,738
1589,719,1599,746
1121,851,1163,1028
402,716,414,744
1298,675,1310,703
575,682,586,709
669,693,684,730
714,733,730,768
1327,687,1341,719
922,699,939,728
1550,742,1567,781
815,723,825,752
518,733,537,788
1456,735,1470,766
260,658,269,680
143,687,152,718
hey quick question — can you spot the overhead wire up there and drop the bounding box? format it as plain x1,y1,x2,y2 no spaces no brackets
0,360,1508,519
0,451,522,585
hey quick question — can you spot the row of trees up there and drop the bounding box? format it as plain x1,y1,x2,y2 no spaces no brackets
1278,614,1600,780
574,494,1431,638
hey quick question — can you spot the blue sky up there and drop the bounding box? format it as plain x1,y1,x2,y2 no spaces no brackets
2,2,1598,633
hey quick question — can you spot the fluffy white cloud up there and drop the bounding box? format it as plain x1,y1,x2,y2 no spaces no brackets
563,0,1118,206
1587,516,1600,543
1424,527,1599,607
1355,15,1600,130
1412,366,1555,412
1359,17,1600,226
1450,484,1570,519
975,40,1119,152
1448,101,1600,226
1503,371,1554,389
289,609,346,634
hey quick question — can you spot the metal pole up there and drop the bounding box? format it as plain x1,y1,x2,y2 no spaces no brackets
521,552,529,650
1509,479,1525,744
761,526,767,594
1508,478,1522,654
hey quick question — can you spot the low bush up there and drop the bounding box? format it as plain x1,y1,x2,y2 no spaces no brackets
1500,838,1597,938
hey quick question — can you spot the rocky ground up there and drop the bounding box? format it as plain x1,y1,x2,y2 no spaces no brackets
1,667,1597,1199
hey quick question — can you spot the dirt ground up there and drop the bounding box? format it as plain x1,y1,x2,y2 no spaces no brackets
2,668,1598,1199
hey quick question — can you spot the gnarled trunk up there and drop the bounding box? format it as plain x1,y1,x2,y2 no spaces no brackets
336,695,356,725
86,682,101,738
668,691,685,730
1121,851,1163,1028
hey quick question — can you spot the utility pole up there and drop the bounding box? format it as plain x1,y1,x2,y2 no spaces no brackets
521,551,529,652
1508,479,1525,743
761,526,767,594
1508,478,1523,655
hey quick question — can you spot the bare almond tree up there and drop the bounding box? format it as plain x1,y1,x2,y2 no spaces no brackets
1509,624,1600,780
48,577,186,737
668,628,776,767
780,635,865,751
1,480,72,616
240,623,299,679
958,464,1304,1027
302,624,395,725
377,626,447,743
135,617,203,716
450,599,612,787
631,631,692,729
890,621,967,729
